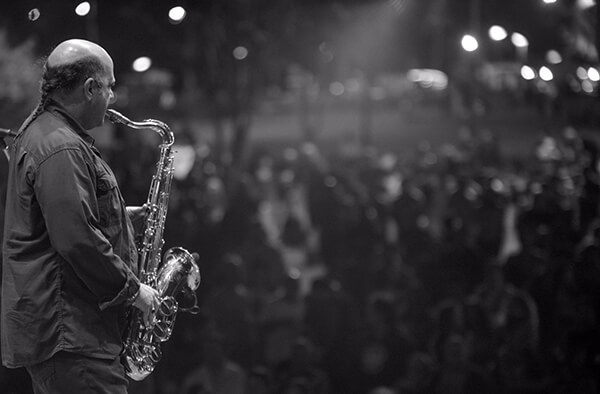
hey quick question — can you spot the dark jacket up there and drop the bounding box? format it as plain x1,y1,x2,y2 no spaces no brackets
1,102,140,367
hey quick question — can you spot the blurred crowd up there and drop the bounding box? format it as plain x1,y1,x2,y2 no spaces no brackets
115,120,600,394
4,120,600,394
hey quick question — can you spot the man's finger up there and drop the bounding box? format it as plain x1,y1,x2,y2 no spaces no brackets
146,308,154,326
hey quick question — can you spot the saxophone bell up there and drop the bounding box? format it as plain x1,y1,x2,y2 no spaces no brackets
157,246,201,314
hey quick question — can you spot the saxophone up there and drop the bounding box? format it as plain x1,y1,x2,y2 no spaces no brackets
106,109,201,381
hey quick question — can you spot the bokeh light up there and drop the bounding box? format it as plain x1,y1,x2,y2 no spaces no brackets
28,8,40,21
539,66,553,81
520,65,536,80
168,6,186,24
132,57,152,72
545,50,562,64
329,81,345,96
511,32,529,48
75,2,91,17
233,46,248,60
461,34,479,52
582,79,594,93
577,0,596,10
488,25,508,41
576,66,588,80
407,69,448,90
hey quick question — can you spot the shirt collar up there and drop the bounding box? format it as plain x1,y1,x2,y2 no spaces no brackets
46,99,96,148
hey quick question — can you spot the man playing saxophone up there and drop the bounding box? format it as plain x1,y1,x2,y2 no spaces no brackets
1,38,160,394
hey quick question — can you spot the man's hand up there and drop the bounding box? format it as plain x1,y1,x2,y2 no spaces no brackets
132,283,160,326
126,204,150,235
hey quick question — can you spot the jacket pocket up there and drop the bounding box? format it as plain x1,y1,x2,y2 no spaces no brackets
95,171,123,242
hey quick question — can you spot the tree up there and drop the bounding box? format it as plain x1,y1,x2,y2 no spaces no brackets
174,0,297,185
0,31,41,129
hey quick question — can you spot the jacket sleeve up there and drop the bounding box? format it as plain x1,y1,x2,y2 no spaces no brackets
34,147,140,310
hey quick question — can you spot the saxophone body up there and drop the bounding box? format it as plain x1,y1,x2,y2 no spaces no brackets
106,109,201,381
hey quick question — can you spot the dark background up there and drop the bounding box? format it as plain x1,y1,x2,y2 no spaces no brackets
1,1,600,394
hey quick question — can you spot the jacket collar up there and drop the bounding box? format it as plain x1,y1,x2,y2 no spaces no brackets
46,99,96,148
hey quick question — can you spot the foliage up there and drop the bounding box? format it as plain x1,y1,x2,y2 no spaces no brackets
0,31,41,129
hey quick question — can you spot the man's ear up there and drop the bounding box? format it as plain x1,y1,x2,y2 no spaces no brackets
83,77,96,101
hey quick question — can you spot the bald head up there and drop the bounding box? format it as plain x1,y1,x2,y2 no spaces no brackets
36,38,116,130
47,39,112,69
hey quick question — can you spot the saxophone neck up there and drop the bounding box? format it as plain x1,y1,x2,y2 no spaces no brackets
105,109,174,147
